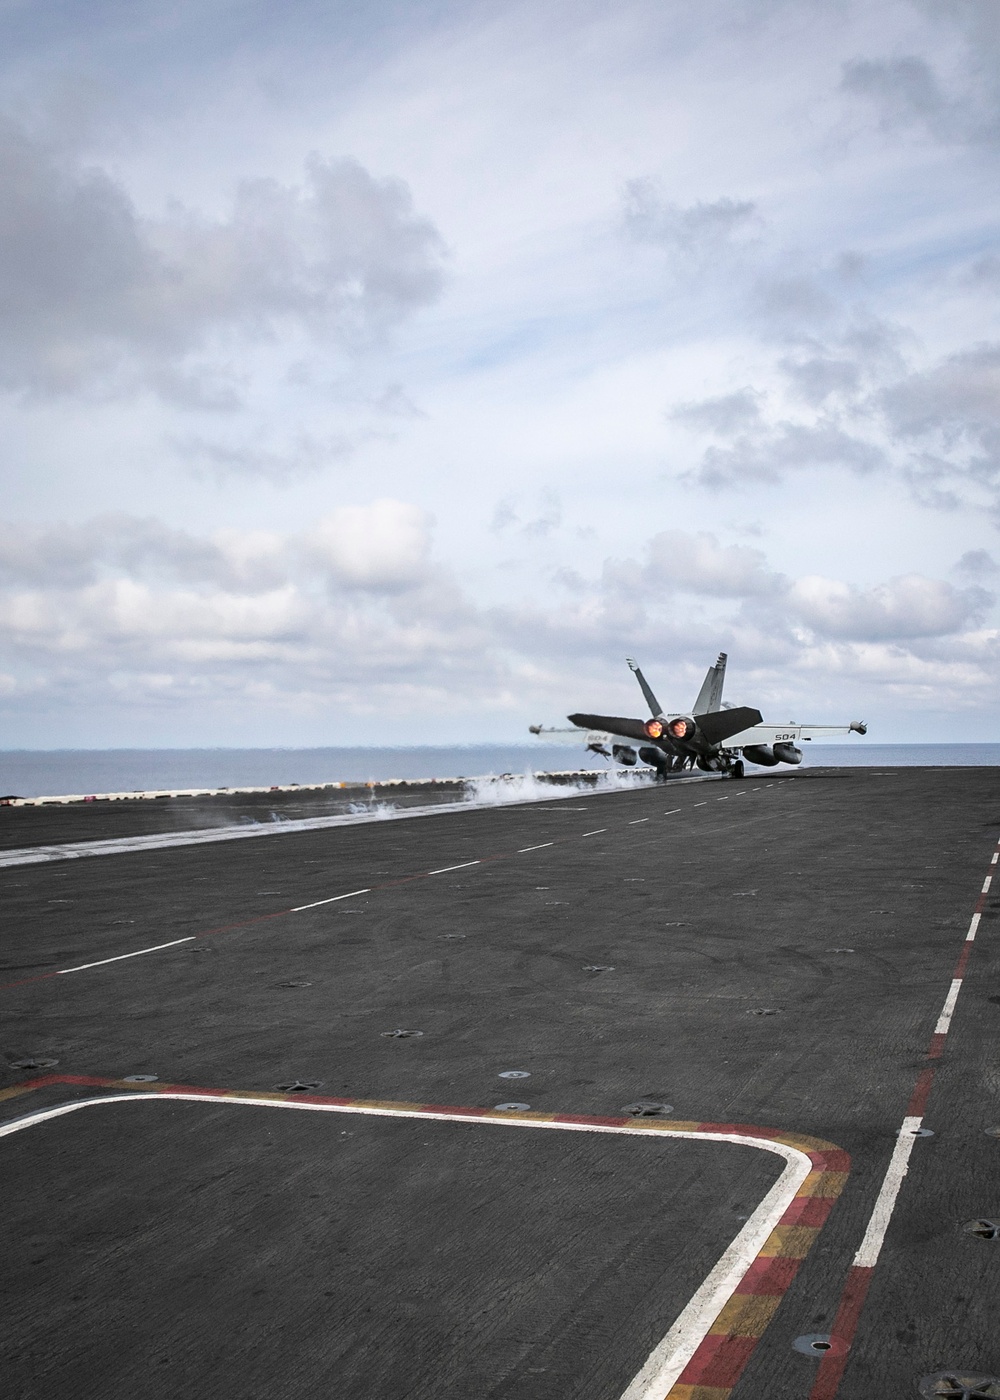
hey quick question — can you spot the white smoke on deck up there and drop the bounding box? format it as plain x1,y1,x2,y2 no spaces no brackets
346,799,399,819
461,767,658,808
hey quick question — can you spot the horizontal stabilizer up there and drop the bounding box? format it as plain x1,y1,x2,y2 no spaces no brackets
567,713,650,743
696,706,762,744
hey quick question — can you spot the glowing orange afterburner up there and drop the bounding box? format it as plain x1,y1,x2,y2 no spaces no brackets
644,719,663,739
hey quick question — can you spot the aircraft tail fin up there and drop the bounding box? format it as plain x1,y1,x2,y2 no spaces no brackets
626,657,663,717
692,652,727,715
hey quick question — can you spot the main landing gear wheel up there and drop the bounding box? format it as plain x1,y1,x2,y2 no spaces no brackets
729,760,745,780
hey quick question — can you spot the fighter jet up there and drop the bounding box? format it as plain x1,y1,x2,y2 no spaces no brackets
529,653,867,780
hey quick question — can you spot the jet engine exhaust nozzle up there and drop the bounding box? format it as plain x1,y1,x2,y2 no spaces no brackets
666,716,695,742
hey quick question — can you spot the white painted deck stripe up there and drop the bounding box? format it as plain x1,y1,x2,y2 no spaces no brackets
57,938,195,973
852,1116,922,1268
517,843,554,852
580,829,607,837
291,889,370,912
664,809,681,815
0,1093,813,1400
427,861,480,875
983,875,992,894
629,819,650,824
967,912,981,941
934,979,963,1035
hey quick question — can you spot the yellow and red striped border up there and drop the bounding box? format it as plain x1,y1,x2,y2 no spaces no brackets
1,1076,849,1399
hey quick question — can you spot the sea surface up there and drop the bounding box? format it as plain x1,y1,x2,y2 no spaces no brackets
0,743,997,799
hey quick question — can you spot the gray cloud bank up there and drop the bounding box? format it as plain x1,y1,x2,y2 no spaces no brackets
0,118,446,398
0,511,993,737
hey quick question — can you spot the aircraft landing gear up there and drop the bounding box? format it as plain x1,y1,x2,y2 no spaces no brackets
728,760,745,780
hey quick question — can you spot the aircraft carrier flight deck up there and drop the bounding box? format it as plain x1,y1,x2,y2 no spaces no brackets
2,764,999,1400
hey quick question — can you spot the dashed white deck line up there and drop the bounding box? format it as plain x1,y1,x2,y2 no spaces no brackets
982,875,993,894
9,789,782,984
717,796,729,801
0,1091,814,1400
57,938,195,974
852,1116,922,1269
291,889,370,912
967,912,981,941
934,979,963,1035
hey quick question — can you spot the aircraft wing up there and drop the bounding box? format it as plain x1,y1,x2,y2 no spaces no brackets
695,706,762,745
567,713,651,743
727,721,867,746
528,725,610,746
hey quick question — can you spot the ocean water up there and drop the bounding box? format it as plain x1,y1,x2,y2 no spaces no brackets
0,745,602,799
0,742,997,799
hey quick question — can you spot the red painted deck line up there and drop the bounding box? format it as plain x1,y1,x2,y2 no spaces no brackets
807,836,1000,1400
1,1074,849,1400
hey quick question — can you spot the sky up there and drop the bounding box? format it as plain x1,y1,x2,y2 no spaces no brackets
0,0,998,747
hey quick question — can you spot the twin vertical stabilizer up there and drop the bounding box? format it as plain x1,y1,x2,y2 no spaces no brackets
692,653,727,716
627,652,728,717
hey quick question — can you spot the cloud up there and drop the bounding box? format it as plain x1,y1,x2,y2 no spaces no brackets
787,573,986,640
669,389,763,434
880,343,1000,509
0,117,446,397
841,56,951,132
840,0,1000,149
623,181,759,253
690,420,885,488
955,548,999,576
637,529,781,598
305,499,433,590
0,508,994,739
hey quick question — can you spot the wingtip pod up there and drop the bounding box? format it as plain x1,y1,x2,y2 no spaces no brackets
850,720,868,735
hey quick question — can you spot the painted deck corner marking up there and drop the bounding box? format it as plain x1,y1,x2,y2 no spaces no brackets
0,1075,847,1400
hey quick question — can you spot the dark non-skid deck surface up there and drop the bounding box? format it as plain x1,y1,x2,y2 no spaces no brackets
2,1101,779,1400
2,767,999,1398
